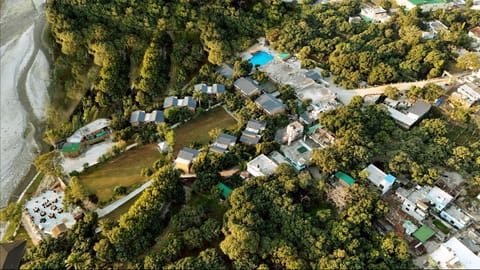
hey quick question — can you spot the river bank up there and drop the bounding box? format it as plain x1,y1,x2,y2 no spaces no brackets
0,0,52,209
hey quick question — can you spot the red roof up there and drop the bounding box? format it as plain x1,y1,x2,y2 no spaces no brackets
470,26,480,38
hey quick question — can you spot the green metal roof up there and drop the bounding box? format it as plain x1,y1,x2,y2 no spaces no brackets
278,52,290,60
307,123,322,135
62,142,80,153
218,183,232,198
335,171,355,186
413,225,435,243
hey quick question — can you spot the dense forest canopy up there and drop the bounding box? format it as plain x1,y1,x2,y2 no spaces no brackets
45,0,479,143
20,0,480,268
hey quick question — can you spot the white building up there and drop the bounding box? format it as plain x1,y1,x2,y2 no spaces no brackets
428,237,480,269
247,154,278,177
427,186,453,212
283,121,304,145
362,164,396,195
385,100,431,129
468,26,480,47
397,187,430,222
360,5,391,23
457,83,480,104
440,204,473,230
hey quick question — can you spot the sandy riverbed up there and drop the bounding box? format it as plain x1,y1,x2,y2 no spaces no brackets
0,0,50,209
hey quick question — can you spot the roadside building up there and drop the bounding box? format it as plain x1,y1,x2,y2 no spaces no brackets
130,110,164,126
428,237,480,269
385,100,431,129
175,147,200,174
0,240,26,270
255,93,286,115
234,77,261,96
283,121,304,145
307,124,335,148
398,186,430,222
130,110,146,127
440,204,473,230
240,119,266,145
362,164,396,195
247,154,278,177
360,4,390,23
61,142,81,158
163,96,178,109
422,20,449,39
280,140,312,171
210,133,237,154
426,186,453,212
451,83,480,107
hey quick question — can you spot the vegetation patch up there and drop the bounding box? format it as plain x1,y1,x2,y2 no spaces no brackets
433,219,451,234
79,144,160,203
102,193,141,221
173,107,237,153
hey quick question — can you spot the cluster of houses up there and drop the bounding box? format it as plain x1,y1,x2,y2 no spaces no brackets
451,70,480,107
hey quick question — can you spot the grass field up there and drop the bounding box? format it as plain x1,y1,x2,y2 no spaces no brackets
102,194,141,221
173,107,237,153
79,144,160,203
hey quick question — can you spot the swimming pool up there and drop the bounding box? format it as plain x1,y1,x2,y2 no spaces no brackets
249,51,274,66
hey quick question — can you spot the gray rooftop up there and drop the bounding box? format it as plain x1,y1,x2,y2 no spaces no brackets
212,84,225,94
130,110,145,123
246,119,267,132
184,96,197,109
164,96,178,109
255,94,286,115
194,83,208,92
234,77,259,96
240,132,261,145
177,147,200,161
217,64,235,78
407,101,432,117
305,70,322,82
216,133,237,146
150,110,164,123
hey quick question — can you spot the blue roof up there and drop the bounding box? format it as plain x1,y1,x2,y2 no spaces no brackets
385,174,396,183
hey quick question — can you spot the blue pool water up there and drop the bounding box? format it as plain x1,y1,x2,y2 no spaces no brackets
249,51,274,66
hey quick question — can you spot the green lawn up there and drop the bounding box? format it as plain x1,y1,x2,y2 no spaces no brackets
433,219,451,234
102,194,141,221
79,144,160,203
173,107,237,153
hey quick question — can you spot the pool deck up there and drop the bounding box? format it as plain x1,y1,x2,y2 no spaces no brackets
240,42,336,106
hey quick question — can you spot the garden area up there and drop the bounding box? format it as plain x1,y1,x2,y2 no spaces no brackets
173,107,237,153
433,219,451,234
79,144,160,203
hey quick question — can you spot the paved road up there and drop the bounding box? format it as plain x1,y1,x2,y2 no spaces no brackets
96,180,152,217
330,77,451,105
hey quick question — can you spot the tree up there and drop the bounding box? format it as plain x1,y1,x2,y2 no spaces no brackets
193,89,206,108
34,151,63,177
456,51,480,70
384,86,401,100
64,176,88,208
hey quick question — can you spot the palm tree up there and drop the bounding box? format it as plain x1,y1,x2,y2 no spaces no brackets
193,89,205,107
